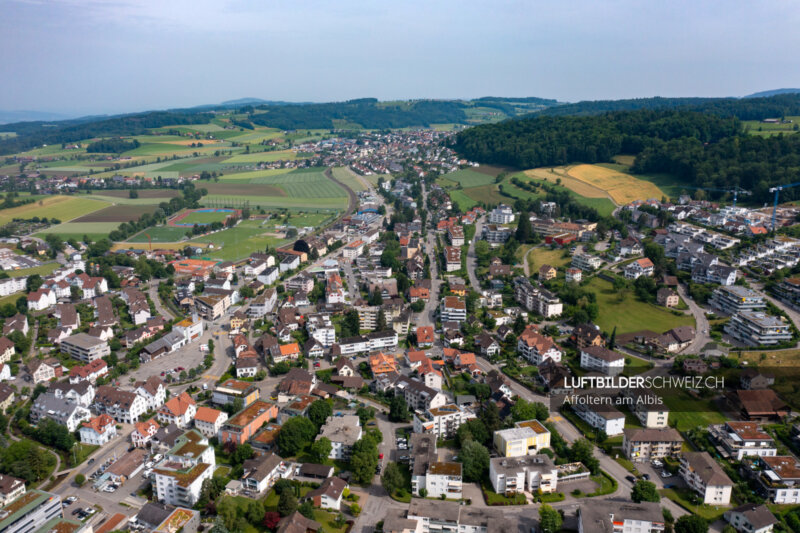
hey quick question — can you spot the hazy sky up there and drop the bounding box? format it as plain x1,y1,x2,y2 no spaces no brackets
2,0,800,115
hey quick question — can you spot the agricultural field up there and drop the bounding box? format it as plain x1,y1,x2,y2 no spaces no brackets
199,167,349,210
506,172,616,216
202,183,285,198
331,166,367,192
743,116,800,137
72,205,157,223
36,223,116,242
524,164,665,205
460,183,507,205
0,196,110,226
224,149,299,164
87,189,180,200
586,277,695,334
215,168,293,182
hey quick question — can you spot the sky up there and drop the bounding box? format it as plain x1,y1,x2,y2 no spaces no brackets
2,0,800,116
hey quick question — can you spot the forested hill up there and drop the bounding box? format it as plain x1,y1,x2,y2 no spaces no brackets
0,111,214,156
451,100,800,204
249,99,468,129
534,93,800,119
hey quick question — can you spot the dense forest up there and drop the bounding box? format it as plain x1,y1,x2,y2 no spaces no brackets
451,110,738,169
534,94,800,119
250,99,468,129
86,138,140,154
0,111,213,155
452,95,800,203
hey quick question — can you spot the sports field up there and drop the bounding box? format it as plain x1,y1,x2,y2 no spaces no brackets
189,220,287,261
525,164,665,205
586,277,695,334
128,226,192,243
0,196,110,226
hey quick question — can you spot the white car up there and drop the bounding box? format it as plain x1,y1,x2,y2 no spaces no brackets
661,471,672,478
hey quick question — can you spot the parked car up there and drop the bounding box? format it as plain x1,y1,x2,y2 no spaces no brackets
661,471,672,478
88,458,95,465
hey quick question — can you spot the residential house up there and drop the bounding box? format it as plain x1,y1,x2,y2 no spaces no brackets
316,415,362,460
157,392,197,428
489,454,558,495
79,413,117,445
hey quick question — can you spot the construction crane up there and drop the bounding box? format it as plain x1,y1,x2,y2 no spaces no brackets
769,181,800,231
683,185,751,207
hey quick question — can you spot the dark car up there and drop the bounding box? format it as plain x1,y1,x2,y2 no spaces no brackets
642,473,650,480
88,458,95,465
625,475,635,483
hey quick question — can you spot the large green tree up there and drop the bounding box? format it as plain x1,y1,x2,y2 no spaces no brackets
277,416,317,456
631,480,660,503
538,504,562,533
308,400,333,428
460,440,489,482
674,515,708,533
349,437,379,484
310,437,332,462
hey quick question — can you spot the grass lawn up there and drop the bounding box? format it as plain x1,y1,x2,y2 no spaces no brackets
481,481,528,505
312,510,348,533
507,171,617,216
5,262,59,277
529,247,572,269
660,487,729,521
67,444,100,468
461,183,506,206
0,196,110,226
659,388,727,431
441,168,496,188
586,277,695,334
585,471,617,497
621,354,654,376
448,189,479,210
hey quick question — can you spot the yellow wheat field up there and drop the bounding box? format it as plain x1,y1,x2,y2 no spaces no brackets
526,164,665,205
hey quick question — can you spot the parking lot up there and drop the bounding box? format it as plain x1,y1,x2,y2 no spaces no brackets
629,460,685,490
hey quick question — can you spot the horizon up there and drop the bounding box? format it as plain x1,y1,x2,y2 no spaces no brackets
3,1,800,116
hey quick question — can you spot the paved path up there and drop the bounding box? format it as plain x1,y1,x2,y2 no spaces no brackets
675,283,711,354
147,280,177,320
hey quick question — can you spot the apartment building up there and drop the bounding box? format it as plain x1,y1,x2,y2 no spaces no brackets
94,385,148,424
493,421,551,457
513,277,563,318
412,404,476,439
193,406,228,439
578,500,665,533
0,490,63,533
680,452,733,505
489,454,558,495
748,455,800,504
723,504,777,533
489,204,514,224
623,258,655,280
710,285,767,316
571,253,602,271
622,428,683,463
440,296,467,323
709,421,777,460
570,391,625,436
316,415,362,460
60,333,110,363
622,389,669,428
219,400,279,445
444,246,462,272
725,311,793,346
153,430,215,507
517,328,562,365
579,346,625,376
